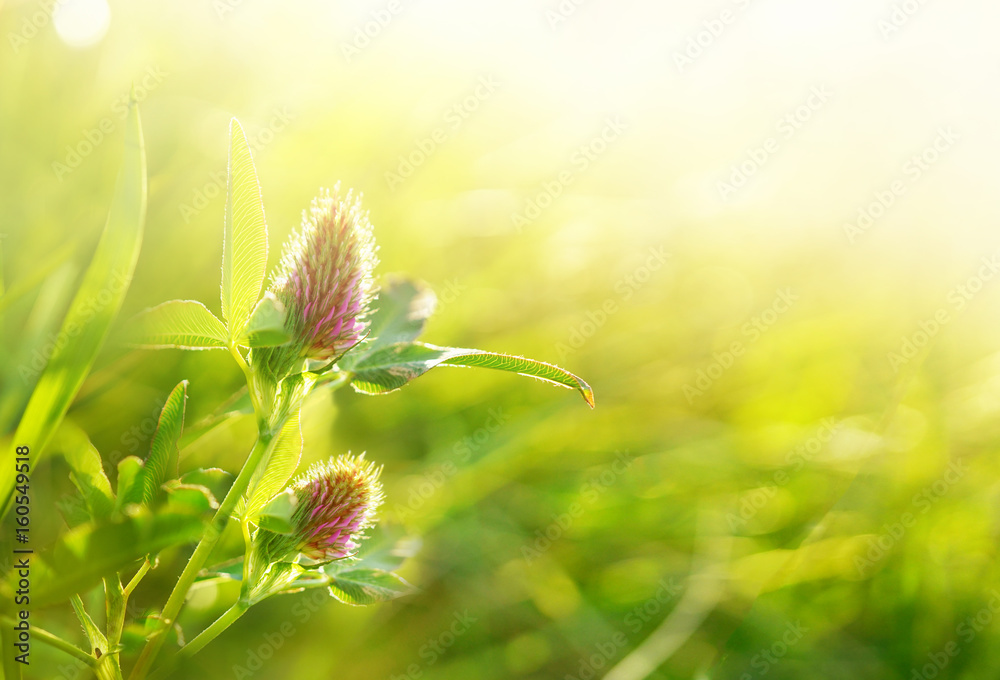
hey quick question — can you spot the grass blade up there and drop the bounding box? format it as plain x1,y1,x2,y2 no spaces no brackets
0,99,147,517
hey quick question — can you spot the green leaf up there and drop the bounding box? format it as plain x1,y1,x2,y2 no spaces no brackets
0,100,147,517
326,568,415,606
162,482,219,515
179,468,234,504
348,342,595,407
71,594,108,653
364,278,437,350
116,456,145,512
221,118,268,341
56,424,115,522
0,237,77,319
325,526,421,574
438,350,595,408
238,293,292,347
257,489,297,534
126,300,228,349
0,261,78,435
337,278,436,371
139,381,188,504
238,412,303,522
29,511,206,607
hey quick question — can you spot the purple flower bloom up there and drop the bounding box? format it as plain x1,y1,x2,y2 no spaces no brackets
268,454,384,562
270,185,378,361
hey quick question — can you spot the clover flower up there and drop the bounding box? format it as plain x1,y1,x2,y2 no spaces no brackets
270,185,378,361
256,454,384,564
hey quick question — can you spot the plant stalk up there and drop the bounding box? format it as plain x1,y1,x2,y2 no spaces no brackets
124,558,152,597
100,574,127,679
147,603,248,680
0,616,96,667
128,430,278,680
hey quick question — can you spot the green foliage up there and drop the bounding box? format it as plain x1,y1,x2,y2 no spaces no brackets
178,468,235,505
140,381,188,504
361,277,437,349
58,425,115,522
8,7,997,680
0,101,147,516
238,411,303,525
255,489,297,534
341,278,594,405
238,294,292,348
71,594,109,655
346,341,594,406
162,481,219,515
0,101,591,680
115,456,146,511
30,511,205,607
127,300,229,349
325,568,415,606
221,119,269,342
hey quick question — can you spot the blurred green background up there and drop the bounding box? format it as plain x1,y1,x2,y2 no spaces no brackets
4,0,1000,678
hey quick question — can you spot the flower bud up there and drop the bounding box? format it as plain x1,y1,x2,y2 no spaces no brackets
271,185,378,361
256,454,384,564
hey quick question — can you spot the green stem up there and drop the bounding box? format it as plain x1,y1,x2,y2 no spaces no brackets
96,656,125,680
124,558,152,597
128,430,277,680
103,574,127,678
0,616,97,667
240,521,254,602
229,344,264,416
147,603,248,680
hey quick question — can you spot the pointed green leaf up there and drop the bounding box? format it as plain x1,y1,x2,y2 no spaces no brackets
28,511,206,607
333,278,436,378
439,350,595,408
126,300,228,349
139,381,188,504
353,278,436,356
221,118,268,341
324,526,421,574
257,489,297,534
116,456,145,511
0,100,147,517
57,424,115,522
238,412,303,522
70,595,108,654
326,568,415,606
179,468,234,504
345,343,456,393
162,482,219,515
347,342,594,407
238,293,292,347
